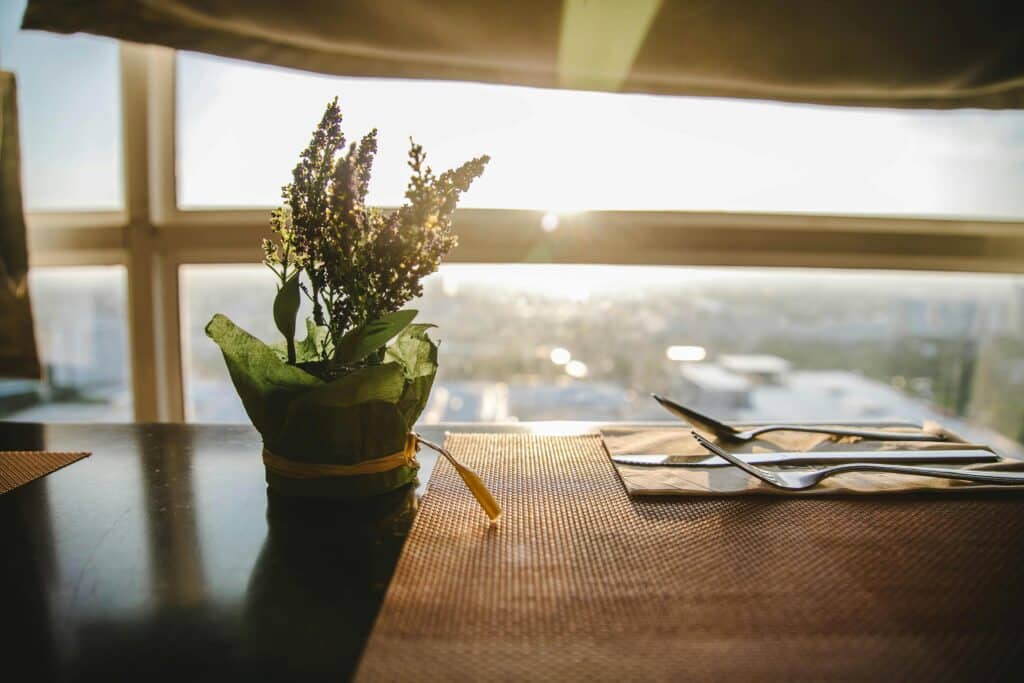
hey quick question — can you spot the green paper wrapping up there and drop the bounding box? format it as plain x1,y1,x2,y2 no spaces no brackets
206,314,438,498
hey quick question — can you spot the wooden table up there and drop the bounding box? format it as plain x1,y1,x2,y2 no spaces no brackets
0,421,563,681
4,421,1024,681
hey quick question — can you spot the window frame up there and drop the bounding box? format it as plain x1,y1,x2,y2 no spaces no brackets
22,43,1024,422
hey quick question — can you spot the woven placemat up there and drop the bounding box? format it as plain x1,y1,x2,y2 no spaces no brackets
356,434,1024,681
0,450,90,494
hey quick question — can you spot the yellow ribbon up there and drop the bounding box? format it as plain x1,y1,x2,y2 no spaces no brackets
262,433,418,480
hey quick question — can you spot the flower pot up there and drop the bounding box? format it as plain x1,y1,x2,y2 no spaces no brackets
207,314,438,499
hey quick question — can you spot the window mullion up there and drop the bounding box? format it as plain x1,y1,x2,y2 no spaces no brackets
121,43,184,422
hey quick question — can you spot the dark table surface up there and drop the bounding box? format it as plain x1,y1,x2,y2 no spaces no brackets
5,421,1024,682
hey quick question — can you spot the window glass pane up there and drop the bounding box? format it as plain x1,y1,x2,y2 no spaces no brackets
0,0,123,211
0,266,132,422
177,51,1024,219
180,264,1024,454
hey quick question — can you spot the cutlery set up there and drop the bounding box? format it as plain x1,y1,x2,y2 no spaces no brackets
607,394,1024,489
690,432,1024,490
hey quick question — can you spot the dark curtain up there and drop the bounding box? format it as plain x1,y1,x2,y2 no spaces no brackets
21,0,1024,109
0,71,40,379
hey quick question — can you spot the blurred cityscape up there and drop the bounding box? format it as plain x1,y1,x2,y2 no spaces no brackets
0,268,132,422
3,265,1023,455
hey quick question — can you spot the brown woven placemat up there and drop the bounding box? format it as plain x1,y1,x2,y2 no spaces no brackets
0,450,90,494
356,434,1024,681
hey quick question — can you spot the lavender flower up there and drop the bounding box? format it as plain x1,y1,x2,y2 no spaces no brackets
263,98,489,377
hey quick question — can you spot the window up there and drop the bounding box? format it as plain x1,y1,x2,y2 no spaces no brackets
180,264,1024,452
10,24,1024,442
0,267,132,422
177,51,1024,219
1,0,122,211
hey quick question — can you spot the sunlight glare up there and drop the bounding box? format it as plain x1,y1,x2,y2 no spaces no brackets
666,345,707,362
550,347,572,365
541,211,560,232
565,360,588,378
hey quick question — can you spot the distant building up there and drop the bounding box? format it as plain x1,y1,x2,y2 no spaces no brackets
677,363,751,415
718,354,792,385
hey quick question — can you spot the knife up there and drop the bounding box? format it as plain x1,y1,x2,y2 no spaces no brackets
611,448,999,468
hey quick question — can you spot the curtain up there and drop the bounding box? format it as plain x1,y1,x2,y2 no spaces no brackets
21,0,1024,109
0,71,40,379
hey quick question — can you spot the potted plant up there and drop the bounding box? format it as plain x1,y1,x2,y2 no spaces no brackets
206,98,497,517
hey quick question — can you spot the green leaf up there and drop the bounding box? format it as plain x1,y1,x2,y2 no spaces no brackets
269,317,334,364
385,323,438,378
272,273,301,342
205,314,322,436
302,362,406,407
295,317,333,362
334,309,418,364
386,324,439,426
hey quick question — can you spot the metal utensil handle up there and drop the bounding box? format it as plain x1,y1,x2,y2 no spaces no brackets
744,425,948,442
612,449,998,467
691,432,777,482
825,463,1024,485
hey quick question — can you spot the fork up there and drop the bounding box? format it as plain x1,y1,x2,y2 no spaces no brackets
691,432,1024,490
653,394,950,443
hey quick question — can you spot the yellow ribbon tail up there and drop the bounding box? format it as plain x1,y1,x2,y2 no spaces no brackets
414,433,502,522
452,463,502,522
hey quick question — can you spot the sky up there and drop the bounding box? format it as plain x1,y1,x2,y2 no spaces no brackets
0,0,122,210
176,53,1024,220
4,0,1024,220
